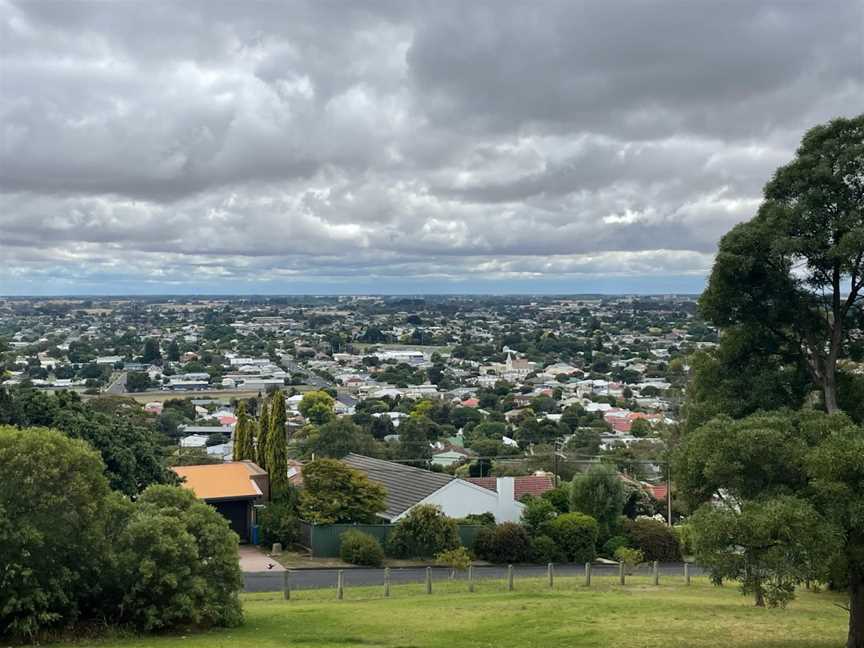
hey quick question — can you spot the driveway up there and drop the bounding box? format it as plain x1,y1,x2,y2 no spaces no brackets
239,545,285,573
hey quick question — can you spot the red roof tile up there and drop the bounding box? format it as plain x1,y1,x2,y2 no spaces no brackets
467,474,555,500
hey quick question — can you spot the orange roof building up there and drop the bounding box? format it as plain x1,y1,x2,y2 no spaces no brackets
172,461,268,542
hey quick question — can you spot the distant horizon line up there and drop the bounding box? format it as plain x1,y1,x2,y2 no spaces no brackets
0,292,702,299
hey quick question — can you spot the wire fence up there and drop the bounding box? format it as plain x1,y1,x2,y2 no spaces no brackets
271,561,702,601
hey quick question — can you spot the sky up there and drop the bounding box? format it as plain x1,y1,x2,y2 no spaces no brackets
1,1,862,296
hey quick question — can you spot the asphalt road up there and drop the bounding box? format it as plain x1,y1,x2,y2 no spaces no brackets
104,371,127,394
243,563,703,592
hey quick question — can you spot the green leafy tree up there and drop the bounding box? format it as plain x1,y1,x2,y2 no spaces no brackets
267,391,289,495
307,417,378,459
676,409,864,644
690,496,838,608
699,115,863,415
166,339,180,362
0,426,119,639
397,415,434,466
570,464,627,542
808,422,864,647
126,371,152,392
298,459,386,524
142,338,162,364
299,390,335,425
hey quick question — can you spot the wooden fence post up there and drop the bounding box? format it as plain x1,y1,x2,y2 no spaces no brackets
684,562,690,586
507,564,514,591
468,564,474,592
652,561,659,586
337,569,344,600
426,566,432,594
584,562,592,587
283,570,290,600
384,567,391,597
548,562,554,588
619,560,625,585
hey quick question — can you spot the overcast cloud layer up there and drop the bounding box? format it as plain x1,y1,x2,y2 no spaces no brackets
1,1,862,295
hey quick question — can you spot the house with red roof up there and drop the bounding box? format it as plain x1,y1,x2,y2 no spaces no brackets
467,473,555,501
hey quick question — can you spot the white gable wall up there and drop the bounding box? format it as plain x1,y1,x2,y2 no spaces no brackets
392,477,524,523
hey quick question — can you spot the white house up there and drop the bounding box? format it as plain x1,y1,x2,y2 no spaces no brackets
342,454,524,523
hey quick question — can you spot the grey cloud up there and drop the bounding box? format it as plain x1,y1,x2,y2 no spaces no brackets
1,0,862,293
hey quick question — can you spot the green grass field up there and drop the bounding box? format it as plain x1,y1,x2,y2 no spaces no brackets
74,576,847,648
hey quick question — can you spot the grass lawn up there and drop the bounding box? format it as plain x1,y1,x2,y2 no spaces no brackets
72,576,848,648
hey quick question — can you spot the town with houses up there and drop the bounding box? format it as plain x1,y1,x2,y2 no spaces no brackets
0,295,712,501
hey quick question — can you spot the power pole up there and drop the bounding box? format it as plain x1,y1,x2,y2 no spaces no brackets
666,461,672,526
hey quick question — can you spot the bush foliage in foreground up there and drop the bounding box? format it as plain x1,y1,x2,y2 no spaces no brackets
0,426,243,640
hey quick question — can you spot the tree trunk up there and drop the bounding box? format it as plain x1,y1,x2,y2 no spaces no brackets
754,585,766,608
849,569,864,648
824,368,840,415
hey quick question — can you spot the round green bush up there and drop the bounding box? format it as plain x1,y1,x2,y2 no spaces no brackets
543,512,598,563
339,530,385,567
625,518,681,562
530,534,564,564
386,504,460,558
602,534,632,558
485,522,532,563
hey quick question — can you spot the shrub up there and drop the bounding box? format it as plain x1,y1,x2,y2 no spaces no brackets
481,522,533,563
473,526,496,560
460,512,496,527
543,512,598,563
520,495,557,536
0,427,244,641
673,523,695,557
257,501,299,548
436,547,472,574
530,535,564,564
541,486,571,514
602,535,632,558
339,530,384,567
0,426,119,639
625,518,681,562
386,505,460,558
614,547,644,574
116,485,244,631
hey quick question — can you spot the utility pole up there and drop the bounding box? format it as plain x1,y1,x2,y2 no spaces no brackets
666,461,672,526
553,437,566,487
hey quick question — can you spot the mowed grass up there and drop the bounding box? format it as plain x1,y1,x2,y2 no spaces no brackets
73,576,847,648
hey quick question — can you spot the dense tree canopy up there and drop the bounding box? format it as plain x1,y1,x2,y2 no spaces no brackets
0,386,169,495
699,115,863,416
298,459,387,524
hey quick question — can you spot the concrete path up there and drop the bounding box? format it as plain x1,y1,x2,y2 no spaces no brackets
239,545,285,573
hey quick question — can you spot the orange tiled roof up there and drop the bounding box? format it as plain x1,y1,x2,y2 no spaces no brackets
172,461,264,500
467,474,555,499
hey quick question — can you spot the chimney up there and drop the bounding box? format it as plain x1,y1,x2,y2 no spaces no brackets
496,476,515,505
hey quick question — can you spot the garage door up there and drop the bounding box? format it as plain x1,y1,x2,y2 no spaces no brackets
213,499,250,542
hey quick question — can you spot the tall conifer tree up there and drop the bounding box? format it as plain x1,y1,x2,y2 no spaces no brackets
267,390,289,495
256,399,271,470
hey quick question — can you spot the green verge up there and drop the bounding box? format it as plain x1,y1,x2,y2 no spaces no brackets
64,576,847,648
